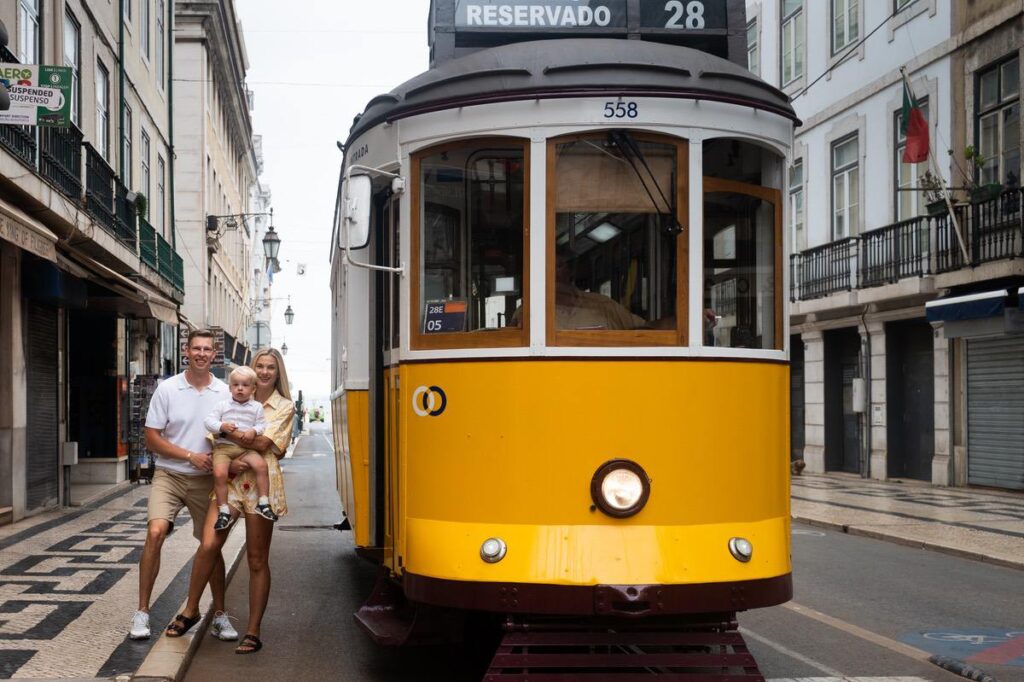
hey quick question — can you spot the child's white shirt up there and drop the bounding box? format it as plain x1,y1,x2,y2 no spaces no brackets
204,398,266,444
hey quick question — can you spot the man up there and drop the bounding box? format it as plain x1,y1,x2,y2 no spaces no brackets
128,329,238,641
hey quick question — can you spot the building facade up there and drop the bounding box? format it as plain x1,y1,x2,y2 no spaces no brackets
173,0,260,371
0,0,182,523
746,0,1023,490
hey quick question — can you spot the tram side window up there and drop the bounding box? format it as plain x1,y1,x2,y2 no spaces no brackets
418,143,525,335
702,139,782,351
552,134,680,334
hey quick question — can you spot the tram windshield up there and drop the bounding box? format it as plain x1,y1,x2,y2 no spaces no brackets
550,134,682,338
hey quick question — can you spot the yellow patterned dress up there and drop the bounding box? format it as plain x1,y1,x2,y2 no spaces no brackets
225,390,294,517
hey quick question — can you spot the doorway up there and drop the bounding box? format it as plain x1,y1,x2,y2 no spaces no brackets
886,319,934,481
825,327,862,474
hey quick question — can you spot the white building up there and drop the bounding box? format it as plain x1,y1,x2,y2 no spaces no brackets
747,0,1023,490
173,0,261,369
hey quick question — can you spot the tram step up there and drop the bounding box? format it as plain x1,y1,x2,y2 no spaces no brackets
485,623,764,680
353,568,462,646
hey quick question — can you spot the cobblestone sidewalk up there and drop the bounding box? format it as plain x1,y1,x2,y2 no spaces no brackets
0,485,207,679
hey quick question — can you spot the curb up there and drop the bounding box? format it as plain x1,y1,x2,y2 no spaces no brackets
131,522,247,681
791,514,1024,572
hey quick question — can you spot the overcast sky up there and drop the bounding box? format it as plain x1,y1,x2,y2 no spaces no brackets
234,1,429,406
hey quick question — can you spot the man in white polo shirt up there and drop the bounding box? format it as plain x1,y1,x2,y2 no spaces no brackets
128,329,237,641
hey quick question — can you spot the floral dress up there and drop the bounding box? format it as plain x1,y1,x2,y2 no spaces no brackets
225,390,294,517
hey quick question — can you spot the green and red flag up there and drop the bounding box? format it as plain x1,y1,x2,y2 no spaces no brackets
901,77,929,163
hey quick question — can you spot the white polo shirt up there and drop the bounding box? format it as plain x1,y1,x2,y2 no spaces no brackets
145,371,228,476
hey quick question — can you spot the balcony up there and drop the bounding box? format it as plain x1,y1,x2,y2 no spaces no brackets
84,143,117,237
791,188,1024,302
115,181,138,250
39,125,84,202
139,218,158,270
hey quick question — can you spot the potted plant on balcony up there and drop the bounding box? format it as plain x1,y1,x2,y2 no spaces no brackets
134,192,148,220
963,145,1003,203
919,171,948,216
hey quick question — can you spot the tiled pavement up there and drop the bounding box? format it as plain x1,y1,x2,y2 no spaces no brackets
0,470,1020,680
0,484,215,680
791,473,1024,570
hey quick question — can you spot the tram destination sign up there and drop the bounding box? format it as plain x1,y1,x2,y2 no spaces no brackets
639,0,727,31
456,1,628,29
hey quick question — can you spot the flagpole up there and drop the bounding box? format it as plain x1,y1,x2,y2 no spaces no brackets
900,67,970,264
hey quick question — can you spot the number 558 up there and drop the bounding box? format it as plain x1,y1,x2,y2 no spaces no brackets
603,101,638,119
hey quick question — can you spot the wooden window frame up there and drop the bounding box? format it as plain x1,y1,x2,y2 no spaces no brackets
703,177,784,351
546,132,689,348
409,137,531,351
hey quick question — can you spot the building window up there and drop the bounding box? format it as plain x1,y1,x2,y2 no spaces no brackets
141,131,151,199
976,56,1020,187
18,0,41,63
63,11,81,126
157,156,166,235
123,0,131,22
781,0,804,86
155,0,165,89
123,105,133,186
790,159,805,252
832,0,859,55
831,135,859,239
140,0,150,59
895,98,929,220
746,19,759,76
96,62,110,160
895,0,916,11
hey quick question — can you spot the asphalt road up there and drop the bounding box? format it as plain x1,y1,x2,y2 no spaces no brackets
186,427,1024,681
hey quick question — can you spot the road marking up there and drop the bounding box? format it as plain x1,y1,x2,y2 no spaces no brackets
784,602,933,662
741,626,846,677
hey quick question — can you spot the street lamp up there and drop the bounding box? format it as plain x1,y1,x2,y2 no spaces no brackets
281,342,289,355
285,301,295,325
262,224,281,261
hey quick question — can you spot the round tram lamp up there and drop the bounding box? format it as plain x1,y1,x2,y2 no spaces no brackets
284,305,295,325
590,459,650,518
262,225,281,260
281,342,289,355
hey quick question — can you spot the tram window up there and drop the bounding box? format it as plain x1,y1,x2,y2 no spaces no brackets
412,140,528,348
549,133,685,345
702,189,780,350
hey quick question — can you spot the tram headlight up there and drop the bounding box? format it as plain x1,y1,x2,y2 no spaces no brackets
590,459,650,518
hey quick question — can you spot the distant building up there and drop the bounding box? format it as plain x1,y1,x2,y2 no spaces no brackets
747,0,1022,490
0,0,183,522
173,0,261,372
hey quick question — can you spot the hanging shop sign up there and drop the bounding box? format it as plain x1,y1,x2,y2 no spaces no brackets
0,64,72,127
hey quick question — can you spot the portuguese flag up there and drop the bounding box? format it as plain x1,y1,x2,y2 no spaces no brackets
901,78,929,164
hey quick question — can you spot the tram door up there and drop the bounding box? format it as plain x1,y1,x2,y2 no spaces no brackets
380,194,402,572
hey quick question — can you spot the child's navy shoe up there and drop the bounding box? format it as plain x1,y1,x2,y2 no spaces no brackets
255,503,278,522
213,511,235,531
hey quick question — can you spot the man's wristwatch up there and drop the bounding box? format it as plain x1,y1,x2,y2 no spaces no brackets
186,452,194,465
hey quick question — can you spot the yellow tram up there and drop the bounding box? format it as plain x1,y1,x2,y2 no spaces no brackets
330,2,798,674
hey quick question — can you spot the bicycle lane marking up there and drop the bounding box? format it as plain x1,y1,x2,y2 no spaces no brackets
900,630,1024,666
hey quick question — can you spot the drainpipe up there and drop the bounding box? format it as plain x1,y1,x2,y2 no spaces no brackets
118,0,126,179
167,0,176,251
860,306,871,479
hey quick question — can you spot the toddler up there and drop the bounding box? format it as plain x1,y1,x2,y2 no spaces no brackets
204,366,276,529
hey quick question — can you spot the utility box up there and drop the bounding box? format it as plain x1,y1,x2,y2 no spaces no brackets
62,441,79,466
851,378,866,414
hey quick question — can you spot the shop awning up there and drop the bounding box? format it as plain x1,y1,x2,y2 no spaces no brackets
146,298,179,325
0,200,58,262
925,290,1007,322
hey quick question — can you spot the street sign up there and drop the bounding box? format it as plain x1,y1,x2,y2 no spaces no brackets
0,64,72,127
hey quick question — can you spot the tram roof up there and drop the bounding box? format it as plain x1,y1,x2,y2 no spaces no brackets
346,38,799,144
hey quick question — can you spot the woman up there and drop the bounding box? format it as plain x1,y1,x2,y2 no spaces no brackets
165,348,295,654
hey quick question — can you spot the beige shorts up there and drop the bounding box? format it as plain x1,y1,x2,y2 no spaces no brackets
211,443,260,469
148,468,215,539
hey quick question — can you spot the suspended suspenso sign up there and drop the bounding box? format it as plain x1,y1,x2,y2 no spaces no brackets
0,64,72,127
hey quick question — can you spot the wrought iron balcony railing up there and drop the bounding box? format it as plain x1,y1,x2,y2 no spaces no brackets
139,217,158,270
114,181,138,250
39,125,84,202
792,187,1024,302
84,143,116,236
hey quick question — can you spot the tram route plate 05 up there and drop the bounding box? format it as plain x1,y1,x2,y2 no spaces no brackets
423,299,467,333
902,629,1024,667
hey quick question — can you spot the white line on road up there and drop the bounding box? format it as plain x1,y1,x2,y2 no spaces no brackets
741,626,847,677
783,602,933,662
766,678,931,681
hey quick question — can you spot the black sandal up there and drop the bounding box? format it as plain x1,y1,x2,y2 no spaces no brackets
165,612,201,638
235,633,263,654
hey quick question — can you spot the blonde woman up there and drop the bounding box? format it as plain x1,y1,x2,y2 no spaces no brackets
166,348,295,654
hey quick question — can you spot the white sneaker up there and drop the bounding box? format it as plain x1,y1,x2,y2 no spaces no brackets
129,610,150,640
209,611,238,641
